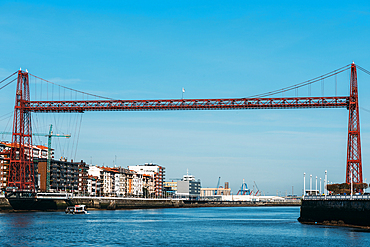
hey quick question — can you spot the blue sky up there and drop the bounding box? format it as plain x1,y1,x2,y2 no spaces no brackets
1,1,370,195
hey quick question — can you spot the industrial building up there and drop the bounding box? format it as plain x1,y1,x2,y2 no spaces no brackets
163,181,177,196
200,188,231,197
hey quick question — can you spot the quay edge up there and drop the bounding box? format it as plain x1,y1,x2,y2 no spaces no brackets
299,195,370,227
0,196,300,211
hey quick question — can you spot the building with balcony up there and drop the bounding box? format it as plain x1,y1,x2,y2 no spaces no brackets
128,163,165,197
45,158,79,192
0,142,11,190
87,175,101,196
78,161,89,194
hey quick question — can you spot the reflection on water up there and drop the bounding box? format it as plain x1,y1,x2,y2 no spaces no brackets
0,213,35,246
0,207,369,246
10,213,34,228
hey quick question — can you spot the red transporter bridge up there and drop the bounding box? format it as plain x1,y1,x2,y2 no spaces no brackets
6,63,363,192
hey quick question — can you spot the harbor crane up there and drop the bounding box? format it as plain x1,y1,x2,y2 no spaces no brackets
253,181,260,196
215,177,221,196
237,179,250,195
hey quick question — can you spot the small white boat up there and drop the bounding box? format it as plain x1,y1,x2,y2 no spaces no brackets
65,205,88,214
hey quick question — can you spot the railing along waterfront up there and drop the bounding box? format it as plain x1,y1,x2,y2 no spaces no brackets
304,195,370,200
36,193,184,201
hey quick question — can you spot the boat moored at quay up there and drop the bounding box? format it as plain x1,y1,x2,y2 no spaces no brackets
65,205,88,214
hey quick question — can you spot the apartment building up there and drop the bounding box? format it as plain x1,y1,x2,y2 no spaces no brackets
78,161,89,194
128,163,165,197
88,165,133,197
130,173,143,196
48,158,79,192
143,174,155,197
0,142,11,190
87,175,101,196
114,167,130,197
1,141,50,191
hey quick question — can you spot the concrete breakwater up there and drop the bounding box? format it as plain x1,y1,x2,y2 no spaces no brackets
299,195,370,227
0,196,300,211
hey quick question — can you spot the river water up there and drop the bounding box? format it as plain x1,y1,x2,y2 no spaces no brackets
0,206,369,246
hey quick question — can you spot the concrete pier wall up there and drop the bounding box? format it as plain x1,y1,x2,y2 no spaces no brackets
299,199,370,226
0,196,300,211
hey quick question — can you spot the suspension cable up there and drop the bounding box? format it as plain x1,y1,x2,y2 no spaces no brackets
248,64,352,98
0,71,17,84
357,65,370,76
0,78,17,91
28,73,115,100
74,114,83,160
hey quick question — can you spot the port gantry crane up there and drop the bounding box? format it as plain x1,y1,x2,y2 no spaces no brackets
7,63,362,193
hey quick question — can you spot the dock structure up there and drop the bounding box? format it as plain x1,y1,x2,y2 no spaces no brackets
299,195,370,227
0,192,301,211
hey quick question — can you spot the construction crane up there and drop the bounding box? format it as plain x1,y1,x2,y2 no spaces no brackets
253,181,260,196
42,125,71,191
215,177,221,196
1,124,70,191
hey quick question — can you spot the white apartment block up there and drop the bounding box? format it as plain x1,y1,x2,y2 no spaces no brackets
114,173,126,197
131,173,143,196
128,163,165,197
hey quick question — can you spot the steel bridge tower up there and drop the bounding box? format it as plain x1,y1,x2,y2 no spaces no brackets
8,70,34,191
346,63,362,184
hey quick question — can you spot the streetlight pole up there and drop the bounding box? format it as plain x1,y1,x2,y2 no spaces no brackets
303,173,306,197
324,170,328,196
351,168,353,199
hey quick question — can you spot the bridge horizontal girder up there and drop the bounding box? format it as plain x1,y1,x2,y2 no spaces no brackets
24,96,349,113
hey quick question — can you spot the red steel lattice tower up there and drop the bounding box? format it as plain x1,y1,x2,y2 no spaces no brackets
8,70,34,191
346,63,363,184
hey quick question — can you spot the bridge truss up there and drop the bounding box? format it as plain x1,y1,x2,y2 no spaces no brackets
7,63,362,191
